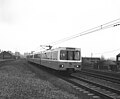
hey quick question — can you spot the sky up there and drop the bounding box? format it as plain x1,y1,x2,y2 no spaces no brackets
0,0,120,59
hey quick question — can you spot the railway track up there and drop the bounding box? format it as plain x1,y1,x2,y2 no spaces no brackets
28,62,120,99
80,69,120,84
63,74,120,99
28,62,101,99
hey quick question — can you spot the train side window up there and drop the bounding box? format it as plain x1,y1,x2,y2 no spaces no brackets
52,51,58,60
60,50,67,60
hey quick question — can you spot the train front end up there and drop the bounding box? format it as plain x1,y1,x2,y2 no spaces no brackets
58,47,82,73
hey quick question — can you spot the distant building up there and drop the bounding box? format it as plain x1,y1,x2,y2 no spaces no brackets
15,52,20,56
24,52,30,58
82,57,100,69
0,51,15,59
116,53,120,62
116,53,120,71
82,57,100,64
15,52,21,59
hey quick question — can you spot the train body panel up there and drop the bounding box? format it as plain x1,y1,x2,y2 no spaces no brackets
41,59,59,70
27,47,82,73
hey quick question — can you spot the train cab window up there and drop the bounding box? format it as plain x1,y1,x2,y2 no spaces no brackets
74,51,80,60
60,50,67,60
60,50,80,60
68,51,74,60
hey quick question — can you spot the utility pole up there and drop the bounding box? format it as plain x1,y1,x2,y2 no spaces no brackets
91,53,93,67
91,53,93,58
31,51,35,59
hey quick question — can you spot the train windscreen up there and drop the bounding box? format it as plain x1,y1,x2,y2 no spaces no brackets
60,50,80,60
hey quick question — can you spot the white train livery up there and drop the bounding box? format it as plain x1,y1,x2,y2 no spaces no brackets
27,47,82,73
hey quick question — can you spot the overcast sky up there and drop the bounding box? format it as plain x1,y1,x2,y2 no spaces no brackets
0,0,120,59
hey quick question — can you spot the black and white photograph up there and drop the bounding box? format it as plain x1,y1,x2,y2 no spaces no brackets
0,0,120,99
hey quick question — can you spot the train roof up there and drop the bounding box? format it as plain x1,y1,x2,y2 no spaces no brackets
41,47,81,53
33,47,81,54
54,47,81,50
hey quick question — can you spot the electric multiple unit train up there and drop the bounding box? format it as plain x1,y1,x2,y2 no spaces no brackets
27,47,82,73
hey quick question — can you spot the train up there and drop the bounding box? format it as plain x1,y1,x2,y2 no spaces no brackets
27,47,82,73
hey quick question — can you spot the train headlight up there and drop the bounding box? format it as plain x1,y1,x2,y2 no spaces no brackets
59,64,64,68
75,65,80,68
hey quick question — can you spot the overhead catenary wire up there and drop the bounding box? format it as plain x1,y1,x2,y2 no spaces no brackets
32,18,120,53
47,18,120,46
94,48,120,55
